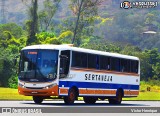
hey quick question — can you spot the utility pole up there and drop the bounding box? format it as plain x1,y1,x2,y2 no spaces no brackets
0,0,7,24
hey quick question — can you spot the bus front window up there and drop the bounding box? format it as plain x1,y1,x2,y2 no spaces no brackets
36,50,58,80
19,50,37,79
19,50,58,82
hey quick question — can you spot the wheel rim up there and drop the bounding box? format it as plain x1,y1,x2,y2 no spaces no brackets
69,92,75,101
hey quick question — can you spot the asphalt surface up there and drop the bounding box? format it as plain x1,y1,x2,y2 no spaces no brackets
0,101,160,114
0,100,160,107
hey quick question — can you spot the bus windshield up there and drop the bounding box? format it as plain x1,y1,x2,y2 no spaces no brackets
19,49,59,82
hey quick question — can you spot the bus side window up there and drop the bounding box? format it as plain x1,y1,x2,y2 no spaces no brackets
88,54,96,69
135,61,139,73
72,51,88,68
107,57,110,70
81,53,87,68
60,50,70,78
131,60,139,73
111,57,120,71
96,55,99,69
99,55,110,70
120,59,126,72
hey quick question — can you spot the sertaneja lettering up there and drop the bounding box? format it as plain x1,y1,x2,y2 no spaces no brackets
85,74,113,82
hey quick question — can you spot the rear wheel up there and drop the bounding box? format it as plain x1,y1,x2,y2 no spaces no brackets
33,96,43,104
64,88,76,104
108,90,123,104
84,97,97,104
115,90,123,104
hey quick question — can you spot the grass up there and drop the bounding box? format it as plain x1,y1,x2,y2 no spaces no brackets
0,87,32,100
123,91,160,100
124,82,160,100
0,82,160,100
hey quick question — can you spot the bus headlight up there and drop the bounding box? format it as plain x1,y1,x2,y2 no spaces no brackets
18,83,26,88
44,83,57,89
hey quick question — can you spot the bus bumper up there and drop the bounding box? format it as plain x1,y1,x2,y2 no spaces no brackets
18,85,59,96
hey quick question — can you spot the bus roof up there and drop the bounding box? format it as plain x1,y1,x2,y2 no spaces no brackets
22,44,139,60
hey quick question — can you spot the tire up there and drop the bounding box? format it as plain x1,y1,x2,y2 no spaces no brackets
64,88,76,104
108,90,123,104
33,96,43,104
115,90,122,104
84,97,97,104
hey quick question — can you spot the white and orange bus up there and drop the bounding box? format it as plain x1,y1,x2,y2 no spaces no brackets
18,44,140,104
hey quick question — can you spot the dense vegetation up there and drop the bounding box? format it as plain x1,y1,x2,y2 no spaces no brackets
0,0,160,88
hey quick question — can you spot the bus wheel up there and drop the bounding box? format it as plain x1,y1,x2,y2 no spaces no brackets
108,90,122,104
33,96,43,104
115,90,123,104
64,88,76,104
84,97,96,104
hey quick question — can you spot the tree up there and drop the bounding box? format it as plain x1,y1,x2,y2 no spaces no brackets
22,0,38,45
0,23,24,39
81,39,121,53
139,48,160,81
0,22,26,87
152,62,160,80
35,31,73,44
145,13,157,30
39,0,61,31
69,0,103,46
0,34,19,87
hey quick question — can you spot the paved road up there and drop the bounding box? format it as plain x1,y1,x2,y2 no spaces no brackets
0,101,160,107
0,101,160,113
0,100,160,107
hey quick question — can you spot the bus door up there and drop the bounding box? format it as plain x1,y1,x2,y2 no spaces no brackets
59,50,70,86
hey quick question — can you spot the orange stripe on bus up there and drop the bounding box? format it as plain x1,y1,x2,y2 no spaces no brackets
79,89,116,95
59,88,68,94
71,67,139,76
79,89,138,96
124,90,129,95
110,90,116,94
124,90,139,95
130,91,139,95
79,89,86,94
59,88,139,96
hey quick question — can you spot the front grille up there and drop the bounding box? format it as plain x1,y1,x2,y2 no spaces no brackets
26,87,44,89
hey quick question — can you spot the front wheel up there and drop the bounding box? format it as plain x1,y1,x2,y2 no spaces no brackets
64,88,76,104
33,96,43,104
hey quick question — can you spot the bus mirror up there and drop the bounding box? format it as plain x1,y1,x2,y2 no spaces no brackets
59,55,68,59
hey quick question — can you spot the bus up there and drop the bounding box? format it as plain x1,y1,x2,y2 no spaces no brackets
18,44,140,104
